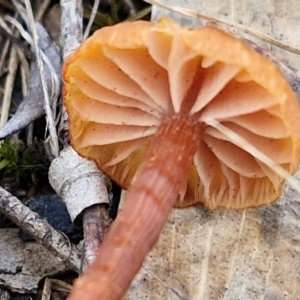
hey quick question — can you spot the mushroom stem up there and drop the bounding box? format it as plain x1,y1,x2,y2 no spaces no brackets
68,114,200,300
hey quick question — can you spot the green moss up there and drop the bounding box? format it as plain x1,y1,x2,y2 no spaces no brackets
0,139,49,187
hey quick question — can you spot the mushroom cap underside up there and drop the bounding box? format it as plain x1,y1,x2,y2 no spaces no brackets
63,18,300,210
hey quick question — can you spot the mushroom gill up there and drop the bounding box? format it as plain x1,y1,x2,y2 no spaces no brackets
64,18,300,210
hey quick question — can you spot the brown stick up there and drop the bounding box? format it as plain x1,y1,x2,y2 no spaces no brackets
82,204,112,271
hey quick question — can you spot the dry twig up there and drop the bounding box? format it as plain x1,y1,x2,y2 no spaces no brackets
0,185,81,272
50,0,113,275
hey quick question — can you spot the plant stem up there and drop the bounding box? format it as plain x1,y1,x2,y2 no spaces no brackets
68,114,200,300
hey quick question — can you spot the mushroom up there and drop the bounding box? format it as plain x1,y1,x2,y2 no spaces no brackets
63,18,300,299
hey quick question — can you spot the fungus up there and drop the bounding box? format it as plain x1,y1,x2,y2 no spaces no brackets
63,18,300,299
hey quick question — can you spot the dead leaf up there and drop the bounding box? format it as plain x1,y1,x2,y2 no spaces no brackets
0,228,68,294
125,1,300,299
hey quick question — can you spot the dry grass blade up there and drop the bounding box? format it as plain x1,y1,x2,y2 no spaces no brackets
0,46,18,128
83,0,100,40
0,13,20,128
34,0,52,21
122,0,137,16
144,0,300,55
15,46,30,97
41,278,72,300
0,16,31,97
23,0,59,158
205,118,300,196
0,13,20,70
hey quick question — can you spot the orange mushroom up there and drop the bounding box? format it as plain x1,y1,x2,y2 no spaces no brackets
63,18,300,299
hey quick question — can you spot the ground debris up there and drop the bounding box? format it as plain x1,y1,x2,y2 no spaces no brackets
0,22,61,140
0,228,68,294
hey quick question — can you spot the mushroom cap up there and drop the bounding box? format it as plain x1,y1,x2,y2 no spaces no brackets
63,18,300,210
